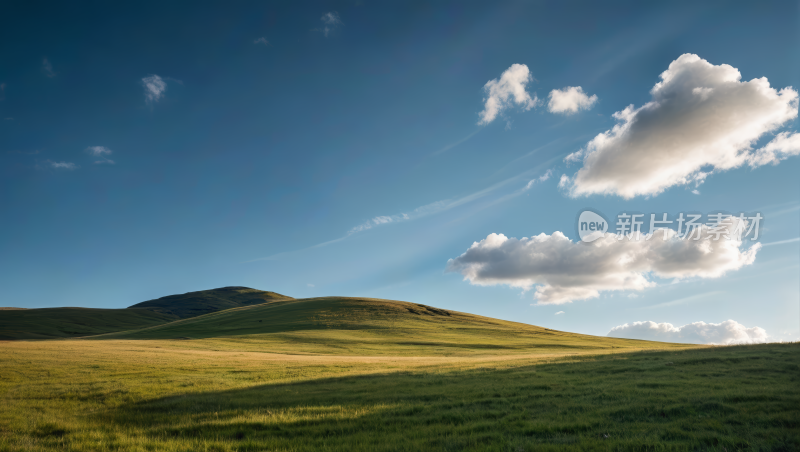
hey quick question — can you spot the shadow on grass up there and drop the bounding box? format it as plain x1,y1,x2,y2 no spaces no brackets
107,344,800,451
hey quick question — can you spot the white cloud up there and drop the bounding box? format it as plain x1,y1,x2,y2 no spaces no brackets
607,319,768,345
142,75,167,104
42,58,56,78
307,283,315,288
478,64,539,125
562,54,799,199
86,146,112,156
692,189,700,195
319,12,342,37
564,149,583,163
254,37,269,46
555,311,564,315
86,146,115,164
547,86,598,114
446,217,759,304
746,131,800,167
524,169,553,190
47,160,78,170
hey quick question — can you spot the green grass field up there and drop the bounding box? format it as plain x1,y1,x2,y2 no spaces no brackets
1,293,797,451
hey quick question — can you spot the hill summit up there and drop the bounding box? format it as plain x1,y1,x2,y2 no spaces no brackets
128,286,293,319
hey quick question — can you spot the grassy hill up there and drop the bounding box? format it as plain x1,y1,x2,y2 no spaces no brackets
0,287,292,340
4,290,796,450
0,307,177,340
97,296,690,356
128,286,293,319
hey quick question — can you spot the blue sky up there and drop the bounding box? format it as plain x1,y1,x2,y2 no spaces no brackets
1,1,798,343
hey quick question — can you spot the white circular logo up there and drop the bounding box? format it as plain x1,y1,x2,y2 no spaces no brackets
578,210,608,243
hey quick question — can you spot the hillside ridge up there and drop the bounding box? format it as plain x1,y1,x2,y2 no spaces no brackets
95,296,691,356
0,286,292,340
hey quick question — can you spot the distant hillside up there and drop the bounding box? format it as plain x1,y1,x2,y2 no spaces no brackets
128,286,293,319
0,307,177,340
0,287,292,340
98,296,691,355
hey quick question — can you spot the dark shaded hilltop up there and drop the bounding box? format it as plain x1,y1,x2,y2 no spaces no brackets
128,286,293,319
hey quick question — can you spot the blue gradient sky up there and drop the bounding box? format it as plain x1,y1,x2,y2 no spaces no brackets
1,1,798,341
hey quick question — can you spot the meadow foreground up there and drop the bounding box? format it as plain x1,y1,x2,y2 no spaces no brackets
0,336,797,451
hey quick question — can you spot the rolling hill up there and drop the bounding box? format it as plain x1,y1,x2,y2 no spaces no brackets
0,287,292,340
96,296,689,356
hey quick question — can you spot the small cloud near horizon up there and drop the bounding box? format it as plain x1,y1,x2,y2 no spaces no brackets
608,319,768,345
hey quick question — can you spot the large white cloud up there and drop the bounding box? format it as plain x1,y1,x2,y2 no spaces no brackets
478,64,539,125
446,217,759,304
562,54,799,199
548,86,597,114
607,319,768,345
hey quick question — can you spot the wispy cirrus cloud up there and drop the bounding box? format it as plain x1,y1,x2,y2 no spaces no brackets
349,167,553,235
254,37,270,46
478,64,539,125
431,129,481,156
249,165,554,262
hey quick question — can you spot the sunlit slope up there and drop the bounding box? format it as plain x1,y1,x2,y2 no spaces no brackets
0,307,177,340
97,297,693,355
128,286,293,319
